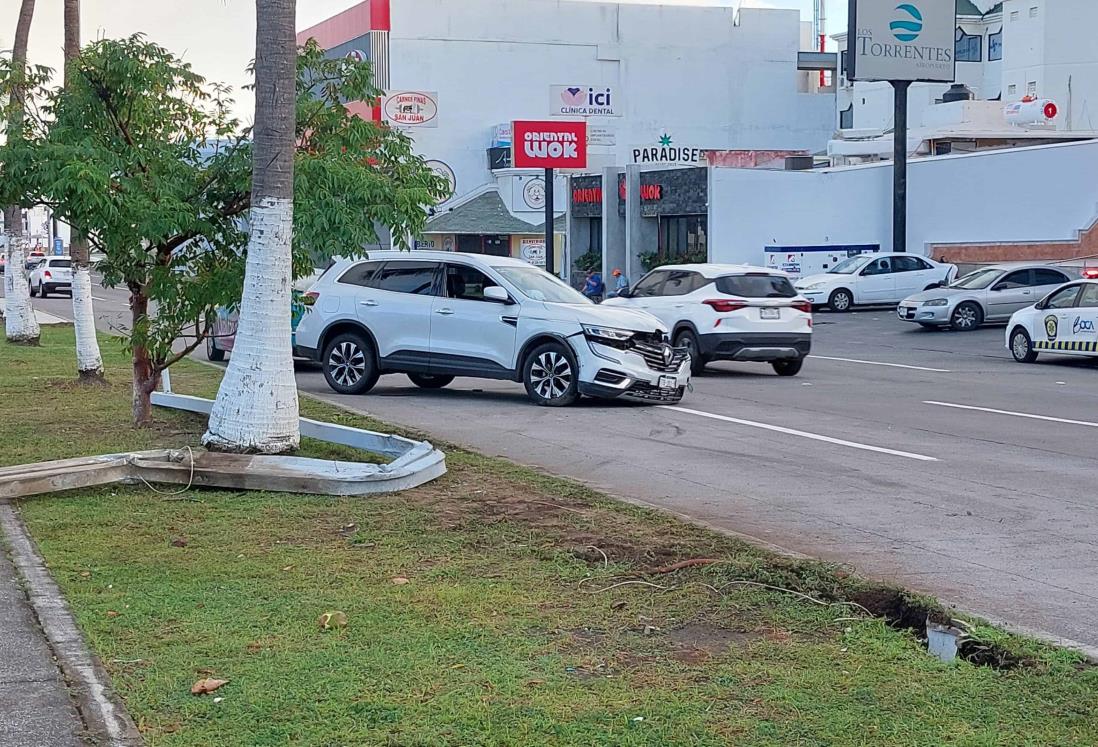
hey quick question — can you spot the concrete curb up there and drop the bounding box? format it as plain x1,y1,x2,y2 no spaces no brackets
0,502,144,746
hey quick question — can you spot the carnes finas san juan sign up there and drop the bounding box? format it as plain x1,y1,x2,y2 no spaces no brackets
847,0,957,83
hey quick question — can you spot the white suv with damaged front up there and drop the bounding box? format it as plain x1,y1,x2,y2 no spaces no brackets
293,251,691,406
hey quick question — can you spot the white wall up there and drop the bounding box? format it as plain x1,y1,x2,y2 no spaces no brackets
389,0,835,206
709,139,1098,264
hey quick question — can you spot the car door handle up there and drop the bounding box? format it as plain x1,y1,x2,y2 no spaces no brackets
435,308,454,316
360,300,378,307
1022,291,1032,295
673,303,686,308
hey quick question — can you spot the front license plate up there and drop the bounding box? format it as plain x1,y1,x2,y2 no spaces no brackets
659,376,676,390
761,307,780,320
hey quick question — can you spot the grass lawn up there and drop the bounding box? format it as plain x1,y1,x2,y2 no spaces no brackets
3,325,1097,746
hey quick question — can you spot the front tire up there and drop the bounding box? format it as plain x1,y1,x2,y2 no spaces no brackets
772,357,804,377
950,302,983,332
1010,327,1039,363
828,288,853,313
206,335,226,362
322,332,380,395
674,329,707,375
523,342,579,407
407,373,454,389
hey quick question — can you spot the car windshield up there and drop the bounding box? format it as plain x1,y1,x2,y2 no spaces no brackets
493,265,592,304
949,268,1000,290
827,256,873,274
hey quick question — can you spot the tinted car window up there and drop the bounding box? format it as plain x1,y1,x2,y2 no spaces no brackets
1033,269,1070,286
662,270,702,296
444,263,496,301
48,259,72,268
997,270,1030,289
632,271,667,297
374,261,439,295
1045,285,1081,309
862,258,892,275
892,256,924,273
716,274,797,298
1078,284,1098,308
337,261,383,287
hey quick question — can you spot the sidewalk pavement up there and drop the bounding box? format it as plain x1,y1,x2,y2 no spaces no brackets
0,530,86,746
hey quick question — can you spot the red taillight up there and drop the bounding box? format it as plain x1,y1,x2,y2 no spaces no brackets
703,299,747,313
1083,268,1098,279
793,300,812,314
302,291,319,306
43,271,52,279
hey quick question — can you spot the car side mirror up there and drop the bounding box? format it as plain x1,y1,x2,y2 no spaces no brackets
927,281,942,289
483,285,513,304
616,287,632,298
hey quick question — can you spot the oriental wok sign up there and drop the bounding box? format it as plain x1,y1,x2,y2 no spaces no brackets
847,1,956,83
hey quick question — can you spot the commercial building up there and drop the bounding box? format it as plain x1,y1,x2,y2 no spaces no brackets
297,0,836,273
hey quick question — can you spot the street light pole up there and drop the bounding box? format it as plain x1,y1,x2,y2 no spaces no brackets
892,80,910,253
544,167,555,275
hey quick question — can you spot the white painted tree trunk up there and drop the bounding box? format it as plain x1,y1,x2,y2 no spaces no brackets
3,234,41,344
202,197,300,452
70,265,103,378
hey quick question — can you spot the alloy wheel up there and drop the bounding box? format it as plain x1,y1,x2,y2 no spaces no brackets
530,351,573,401
953,304,979,330
328,341,366,387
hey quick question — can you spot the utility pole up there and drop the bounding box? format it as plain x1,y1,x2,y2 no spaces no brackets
892,80,910,253
544,167,555,275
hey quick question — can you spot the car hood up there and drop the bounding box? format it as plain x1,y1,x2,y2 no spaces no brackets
794,273,843,287
901,287,973,304
535,302,667,334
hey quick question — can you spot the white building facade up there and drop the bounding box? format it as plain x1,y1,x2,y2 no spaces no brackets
298,0,836,272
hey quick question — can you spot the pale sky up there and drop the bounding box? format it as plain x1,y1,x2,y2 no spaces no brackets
2,0,834,123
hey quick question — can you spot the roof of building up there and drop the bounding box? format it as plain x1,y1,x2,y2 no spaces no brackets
424,190,538,235
984,2,1003,16
957,0,984,16
533,214,567,233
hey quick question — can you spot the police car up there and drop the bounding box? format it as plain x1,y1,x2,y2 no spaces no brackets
1006,279,1098,363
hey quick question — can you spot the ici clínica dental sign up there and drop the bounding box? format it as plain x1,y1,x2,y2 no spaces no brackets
847,0,956,83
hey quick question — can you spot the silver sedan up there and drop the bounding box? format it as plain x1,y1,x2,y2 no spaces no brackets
897,263,1076,331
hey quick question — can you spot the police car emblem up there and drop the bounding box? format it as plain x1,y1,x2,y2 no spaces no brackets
1044,315,1058,341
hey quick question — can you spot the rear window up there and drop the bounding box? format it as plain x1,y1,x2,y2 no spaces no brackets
716,273,797,298
49,259,72,268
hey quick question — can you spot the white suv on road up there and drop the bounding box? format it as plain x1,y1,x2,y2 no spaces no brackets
604,264,812,376
293,251,691,406
28,256,74,298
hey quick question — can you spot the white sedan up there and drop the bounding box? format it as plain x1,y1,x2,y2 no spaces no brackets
794,253,957,312
1006,280,1098,363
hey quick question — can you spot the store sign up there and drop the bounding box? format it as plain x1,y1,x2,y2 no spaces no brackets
512,120,588,169
572,187,602,204
492,122,513,148
383,91,438,126
424,160,456,203
522,178,547,209
639,184,663,201
520,238,546,268
587,125,616,148
848,0,956,82
631,133,702,165
550,85,621,117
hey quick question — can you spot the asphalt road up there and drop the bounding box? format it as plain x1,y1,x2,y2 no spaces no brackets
12,279,1098,653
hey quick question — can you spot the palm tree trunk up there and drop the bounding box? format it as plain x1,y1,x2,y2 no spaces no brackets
63,0,104,379
3,0,40,345
203,0,299,453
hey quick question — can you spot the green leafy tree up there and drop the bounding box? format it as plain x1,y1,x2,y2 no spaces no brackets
5,35,447,427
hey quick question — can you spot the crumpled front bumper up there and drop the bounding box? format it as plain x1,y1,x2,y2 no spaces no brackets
574,338,691,403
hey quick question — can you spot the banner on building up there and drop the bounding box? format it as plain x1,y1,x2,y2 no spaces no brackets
382,91,438,127
512,120,588,169
847,0,956,82
520,238,546,268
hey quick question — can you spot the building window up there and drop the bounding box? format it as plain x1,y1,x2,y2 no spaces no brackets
658,215,707,263
955,28,982,62
1010,10,1019,21
587,218,602,256
1027,81,1037,96
1008,84,1017,95
840,50,848,82
989,28,1003,61
1030,6,1038,17
839,104,854,129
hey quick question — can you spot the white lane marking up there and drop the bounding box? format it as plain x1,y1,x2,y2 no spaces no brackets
810,355,951,373
924,400,1098,429
658,405,938,462
92,295,107,301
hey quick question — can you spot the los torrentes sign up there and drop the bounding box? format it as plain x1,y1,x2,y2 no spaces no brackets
847,0,957,83
511,120,588,169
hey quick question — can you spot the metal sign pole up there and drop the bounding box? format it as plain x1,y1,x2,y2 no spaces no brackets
544,167,555,275
892,80,910,253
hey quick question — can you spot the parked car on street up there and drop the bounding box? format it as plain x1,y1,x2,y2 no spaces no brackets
27,256,73,298
24,250,47,270
897,263,1075,331
794,253,957,312
293,251,691,406
206,269,324,361
603,263,811,376
1006,279,1098,363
